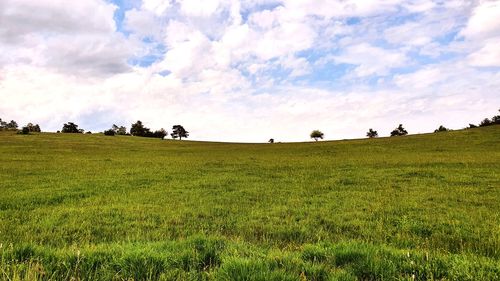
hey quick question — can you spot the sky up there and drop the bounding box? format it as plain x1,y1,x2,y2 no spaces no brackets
0,0,499,142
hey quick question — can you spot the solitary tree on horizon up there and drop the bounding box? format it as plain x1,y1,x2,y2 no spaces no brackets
390,124,408,137
366,128,378,138
62,122,83,133
171,125,189,140
434,125,449,133
310,130,324,141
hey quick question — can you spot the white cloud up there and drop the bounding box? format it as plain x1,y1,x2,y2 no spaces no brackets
179,0,221,17
333,43,409,77
0,0,117,41
0,0,136,76
1,0,499,142
460,1,500,40
141,0,172,16
467,38,500,67
124,8,163,40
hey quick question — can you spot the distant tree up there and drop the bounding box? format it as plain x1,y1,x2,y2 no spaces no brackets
390,124,408,136
310,130,324,141
6,120,18,130
112,124,127,135
468,123,477,129
130,120,150,136
0,118,7,129
151,128,167,139
104,129,115,136
25,123,41,132
62,122,83,133
171,125,189,140
269,138,274,143
491,109,500,124
19,126,30,135
366,128,378,138
86,131,92,134
434,125,449,133
479,118,492,127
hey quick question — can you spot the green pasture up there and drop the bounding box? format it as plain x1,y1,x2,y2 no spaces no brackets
0,126,499,280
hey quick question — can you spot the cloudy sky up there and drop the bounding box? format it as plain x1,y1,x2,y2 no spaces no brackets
0,0,499,142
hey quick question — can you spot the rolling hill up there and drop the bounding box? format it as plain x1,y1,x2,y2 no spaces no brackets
0,126,499,280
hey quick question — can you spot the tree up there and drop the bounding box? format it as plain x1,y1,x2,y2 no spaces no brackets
434,125,449,133
62,122,83,133
269,138,274,143
6,120,18,129
390,124,408,136
468,123,477,129
151,128,167,139
19,126,30,135
479,118,492,127
491,109,500,125
112,124,127,135
130,120,150,136
0,118,7,129
171,125,189,140
310,130,324,141
366,129,378,138
25,123,41,132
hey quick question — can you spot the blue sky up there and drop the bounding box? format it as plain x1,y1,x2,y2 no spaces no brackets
0,0,499,142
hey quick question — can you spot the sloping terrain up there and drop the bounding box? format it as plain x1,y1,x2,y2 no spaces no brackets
0,127,499,280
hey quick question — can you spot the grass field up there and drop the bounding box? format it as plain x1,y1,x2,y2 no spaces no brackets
1,126,499,280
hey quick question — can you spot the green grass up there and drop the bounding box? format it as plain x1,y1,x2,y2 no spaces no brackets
0,127,499,280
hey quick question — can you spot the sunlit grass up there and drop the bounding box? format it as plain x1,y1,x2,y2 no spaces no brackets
0,126,499,280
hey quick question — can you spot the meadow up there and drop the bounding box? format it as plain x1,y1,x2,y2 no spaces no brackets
0,126,499,280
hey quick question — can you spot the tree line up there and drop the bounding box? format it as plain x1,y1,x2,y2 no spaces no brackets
0,118,189,140
66,121,189,140
1,108,498,141
0,118,41,133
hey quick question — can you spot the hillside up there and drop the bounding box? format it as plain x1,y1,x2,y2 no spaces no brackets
1,127,499,280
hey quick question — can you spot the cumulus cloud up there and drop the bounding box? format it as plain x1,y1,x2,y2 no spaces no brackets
333,43,409,77
460,1,500,40
0,0,499,142
0,0,135,75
